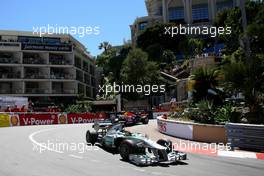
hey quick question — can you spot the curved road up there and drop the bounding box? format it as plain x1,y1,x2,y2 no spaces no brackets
0,120,263,176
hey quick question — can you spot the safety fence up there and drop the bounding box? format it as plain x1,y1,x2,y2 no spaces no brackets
157,116,227,143
226,123,264,151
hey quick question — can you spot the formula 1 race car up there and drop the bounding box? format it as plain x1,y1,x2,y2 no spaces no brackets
108,111,149,126
86,121,187,165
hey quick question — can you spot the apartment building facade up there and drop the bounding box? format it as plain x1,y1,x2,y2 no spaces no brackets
0,30,96,105
131,0,246,43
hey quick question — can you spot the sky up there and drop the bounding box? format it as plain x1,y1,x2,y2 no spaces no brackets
0,0,147,56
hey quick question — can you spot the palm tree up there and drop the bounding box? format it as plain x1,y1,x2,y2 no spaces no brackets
98,42,112,52
190,67,222,104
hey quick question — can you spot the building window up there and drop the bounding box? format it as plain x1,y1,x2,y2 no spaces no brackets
192,4,209,22
216,0,233,12
18,36,42,43
43,37,61,44
158,6,163,16
169,7,184,21
138,22,148,31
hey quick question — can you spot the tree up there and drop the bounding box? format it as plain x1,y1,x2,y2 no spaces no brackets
161,50,176,64
96,44,132,83
98,41,112,52
121,48,160,85
137,23,186,61
121,48,149,85
223,55,264,123
190,67,222,104
187,38,204,56
214,7,242,54
120,48,161,100
214,1,264,55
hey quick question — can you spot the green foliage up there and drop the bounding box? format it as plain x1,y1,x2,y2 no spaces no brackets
137,23,186,61
96,43,131,83
65,103,92,114
187,38,204,56
214,1,264,54
247,23,264,53
214,104,233,124
214,7,242,54
223,54,264,123
121,48,160,85
161,50,176,64
184,101,235,124
191,67,222,104
195,99,214,123
98,41,112,52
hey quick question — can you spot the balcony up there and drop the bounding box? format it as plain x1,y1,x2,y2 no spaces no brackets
50,73,74,80
24,73,49,79
0,73,21,79
49,54,71,65
52,89,76,94
50,59,71,65
0,57,20,64
23,57,46,65
25,88,50,94
0,89,23,94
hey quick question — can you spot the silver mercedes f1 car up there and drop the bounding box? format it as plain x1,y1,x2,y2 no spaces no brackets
86,121,187,165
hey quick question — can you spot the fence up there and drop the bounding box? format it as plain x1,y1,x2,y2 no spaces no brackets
225,123,264,151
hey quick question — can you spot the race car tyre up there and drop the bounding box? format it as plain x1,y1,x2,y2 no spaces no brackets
142,117,149,124
86,130,98,145
119,141,132,161
157,139,173,153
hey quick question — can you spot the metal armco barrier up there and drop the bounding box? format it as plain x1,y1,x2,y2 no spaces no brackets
225,123,264,151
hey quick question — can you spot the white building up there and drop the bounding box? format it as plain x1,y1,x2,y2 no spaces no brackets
0,30,96,105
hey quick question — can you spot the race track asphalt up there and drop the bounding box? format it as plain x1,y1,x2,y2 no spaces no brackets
0,120,263,176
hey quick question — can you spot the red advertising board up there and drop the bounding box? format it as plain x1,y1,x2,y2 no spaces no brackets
5,112,107,127
67,113,105,124
17,113,58,126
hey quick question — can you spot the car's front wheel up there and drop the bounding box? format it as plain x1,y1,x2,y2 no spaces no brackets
119,141,132,161
142,117,149,124
86,130,98,145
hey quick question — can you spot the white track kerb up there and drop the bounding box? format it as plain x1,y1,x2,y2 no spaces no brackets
29,128,64,154
29,127,84,159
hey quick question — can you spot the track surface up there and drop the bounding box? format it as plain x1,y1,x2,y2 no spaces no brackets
0,120,263,176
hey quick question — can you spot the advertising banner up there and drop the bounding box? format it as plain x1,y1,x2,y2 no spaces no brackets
67,113,99,124
153,111,169,119
17,114,58,126
0,113,107,127
0,114,10,127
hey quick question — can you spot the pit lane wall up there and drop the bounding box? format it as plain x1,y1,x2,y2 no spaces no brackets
0,113,106,127
157,116,227,143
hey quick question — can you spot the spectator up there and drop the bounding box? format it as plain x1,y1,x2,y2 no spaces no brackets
13,105,20,112
5,106,11,113
28,100,34,112
20,105,26,112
